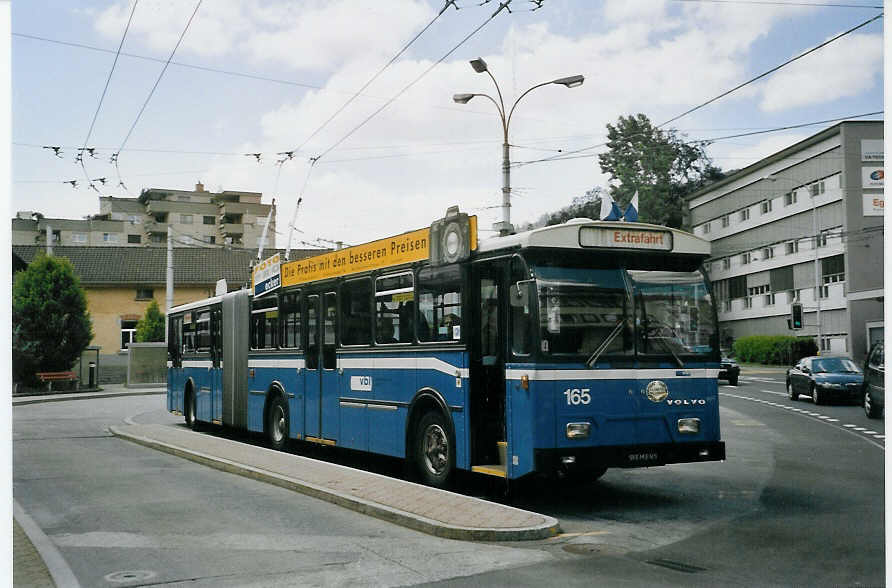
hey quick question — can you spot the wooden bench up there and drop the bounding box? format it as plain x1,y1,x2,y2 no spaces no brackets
36,371,78,391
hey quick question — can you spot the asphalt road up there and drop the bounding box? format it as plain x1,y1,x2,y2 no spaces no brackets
13,371,886,587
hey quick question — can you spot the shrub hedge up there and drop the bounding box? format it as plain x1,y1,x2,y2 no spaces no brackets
731,335,818,366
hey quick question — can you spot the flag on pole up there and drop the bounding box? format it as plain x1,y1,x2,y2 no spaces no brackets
623,191,639,222
599,193,622,221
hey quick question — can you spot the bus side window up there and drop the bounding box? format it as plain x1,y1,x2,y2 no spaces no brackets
510,256,534,356
306,295,319,369
280,292,301,349
376,272,414,344
341,278,372,346
250,295,279,350
196,310,211,352
418,265,463,343
323,293,337,369
182,313,195,354
168,315,183,362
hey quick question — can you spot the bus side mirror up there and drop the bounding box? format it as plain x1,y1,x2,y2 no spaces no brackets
510,280,534,311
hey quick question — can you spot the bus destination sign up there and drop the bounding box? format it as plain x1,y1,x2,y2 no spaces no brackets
252,253,282,297
579,226,673,251
282,227,430,287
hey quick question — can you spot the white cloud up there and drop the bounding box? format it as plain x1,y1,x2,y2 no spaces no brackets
94,0,434,70
757,33,882,112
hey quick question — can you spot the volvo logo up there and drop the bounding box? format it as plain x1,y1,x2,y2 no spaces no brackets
646,380,668,403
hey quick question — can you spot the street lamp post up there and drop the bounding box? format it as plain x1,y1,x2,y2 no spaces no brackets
454,57,583,235
766,175,823,351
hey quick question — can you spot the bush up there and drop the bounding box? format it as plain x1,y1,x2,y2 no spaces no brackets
136,299,165,342
732,335,818,366
13,254,93,386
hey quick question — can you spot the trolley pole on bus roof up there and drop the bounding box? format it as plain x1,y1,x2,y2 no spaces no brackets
453,58,583,236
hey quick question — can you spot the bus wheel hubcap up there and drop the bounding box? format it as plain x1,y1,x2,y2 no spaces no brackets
273,406,285,442
423,424,448,475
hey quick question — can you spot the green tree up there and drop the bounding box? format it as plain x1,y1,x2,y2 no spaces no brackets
597,113,720,228
13,254,93,386
135,299,166,342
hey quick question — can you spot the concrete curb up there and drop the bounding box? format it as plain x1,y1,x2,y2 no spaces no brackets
109,425,560,542
14,500,81,588
13,390,166,406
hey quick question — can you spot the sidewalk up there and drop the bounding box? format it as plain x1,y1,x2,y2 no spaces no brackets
12,384,166,406
111,423,560,542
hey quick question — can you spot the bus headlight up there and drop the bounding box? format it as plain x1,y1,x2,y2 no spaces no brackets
677,418,700,434
566,422,591,439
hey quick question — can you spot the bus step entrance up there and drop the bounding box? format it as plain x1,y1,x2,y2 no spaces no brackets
471,441,507,478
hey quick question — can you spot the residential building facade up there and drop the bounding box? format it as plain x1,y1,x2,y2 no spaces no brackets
685,121,883,360
13,183,276,249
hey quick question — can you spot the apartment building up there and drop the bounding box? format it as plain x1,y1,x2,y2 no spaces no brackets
13,183,276,249
685,121,883,360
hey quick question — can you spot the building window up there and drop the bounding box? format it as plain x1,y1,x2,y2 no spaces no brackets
764,293,775,306
785,240,799,255
762,247,774,260
760,200,772,214
817,230,830,248
784,192,797,206
739,208,750,222
127,234,141,244
205,235,216,244
121,320,138,350
180,214,193,224
102,232,119,243
71,233,88,243
702,222,711,234
723,300,731,312
741,252,752,265
810,182,825,197
150,233,167,244
177,195,190,201
136,288,154,300
722,257,730,270
721,215,730,228
704,262,711,274
743,297,753,309
203,216,216,225
128,215,141,224
817,285,830,299
748,284,769,296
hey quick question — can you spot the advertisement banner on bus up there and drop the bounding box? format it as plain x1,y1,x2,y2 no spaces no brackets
281,227,431,286
252,253,281,297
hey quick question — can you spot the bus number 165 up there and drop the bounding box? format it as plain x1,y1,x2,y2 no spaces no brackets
563,388,591,405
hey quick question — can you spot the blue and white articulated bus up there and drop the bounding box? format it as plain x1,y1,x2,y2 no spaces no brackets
168,209,725,487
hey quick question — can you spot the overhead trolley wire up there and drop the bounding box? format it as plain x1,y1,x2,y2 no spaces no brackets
77,0,139,195
657,11,883,128
289,0,460,155
312,0,516,163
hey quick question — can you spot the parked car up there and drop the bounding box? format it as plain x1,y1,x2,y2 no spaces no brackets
862,342,884,419
719,356,740,386
787,355,863,405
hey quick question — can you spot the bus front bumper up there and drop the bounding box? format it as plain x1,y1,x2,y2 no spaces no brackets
535,441,726,474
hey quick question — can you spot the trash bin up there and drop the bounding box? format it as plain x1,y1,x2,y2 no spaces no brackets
88,362,96,388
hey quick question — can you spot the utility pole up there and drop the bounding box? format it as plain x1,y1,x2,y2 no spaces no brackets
166,226,173,342
46,224,53,256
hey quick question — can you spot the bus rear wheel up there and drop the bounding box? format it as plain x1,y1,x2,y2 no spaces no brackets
266,395,289,451
414,411,455,488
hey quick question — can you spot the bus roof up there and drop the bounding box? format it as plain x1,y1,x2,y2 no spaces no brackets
476,218,710,257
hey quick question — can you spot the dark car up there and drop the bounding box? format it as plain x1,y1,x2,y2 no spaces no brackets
862,342,884,419
719,356,740,386
787,355,864,405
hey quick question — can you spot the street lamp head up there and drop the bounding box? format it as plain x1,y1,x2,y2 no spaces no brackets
553,75,584,88
470,57,488,73
453,93,475,104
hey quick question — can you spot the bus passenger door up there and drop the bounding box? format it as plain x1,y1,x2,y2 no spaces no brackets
211,306,223,423
320,292,339,442
470,263,507,468
305,295,322,439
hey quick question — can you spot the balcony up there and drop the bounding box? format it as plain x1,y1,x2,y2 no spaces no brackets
719,281,847,322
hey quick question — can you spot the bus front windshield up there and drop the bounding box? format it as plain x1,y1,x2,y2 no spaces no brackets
535,266,716,363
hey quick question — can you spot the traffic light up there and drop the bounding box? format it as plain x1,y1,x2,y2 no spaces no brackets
790,302,803,330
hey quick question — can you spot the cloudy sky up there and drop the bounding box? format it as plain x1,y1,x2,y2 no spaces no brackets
11,0,884,249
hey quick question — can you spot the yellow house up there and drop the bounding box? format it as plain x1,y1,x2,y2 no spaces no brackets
12,245,315,378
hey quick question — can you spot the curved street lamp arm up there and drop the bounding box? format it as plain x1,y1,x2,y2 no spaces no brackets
505,80,553,131
484,69,508,137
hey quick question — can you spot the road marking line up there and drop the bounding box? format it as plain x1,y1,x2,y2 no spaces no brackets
818,416,831,420
864,430,877,434
844,424,857,427
874,435,885,439
826,419,839,422
854,427,867,431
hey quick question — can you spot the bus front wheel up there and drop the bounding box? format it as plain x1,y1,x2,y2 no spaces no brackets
414,411,455,488
266,395,289,451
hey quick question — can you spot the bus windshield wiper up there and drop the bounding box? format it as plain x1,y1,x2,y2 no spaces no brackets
652,335,685,368
586,319,626,368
